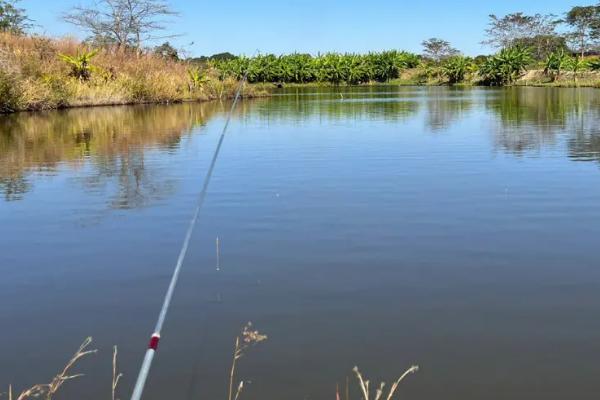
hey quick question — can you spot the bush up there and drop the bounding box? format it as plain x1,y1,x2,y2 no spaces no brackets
544,49,571,80
443,56,475,84
478,46,531,86
0,69,21,111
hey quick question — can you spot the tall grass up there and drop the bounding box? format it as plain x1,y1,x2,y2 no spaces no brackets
8,338,99,400
0,33,262,113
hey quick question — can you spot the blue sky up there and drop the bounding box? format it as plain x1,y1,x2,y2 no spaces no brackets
23,0,576,57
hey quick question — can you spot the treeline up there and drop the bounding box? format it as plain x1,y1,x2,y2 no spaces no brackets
211,52,420,84
207,47,600,87
205,4,600,86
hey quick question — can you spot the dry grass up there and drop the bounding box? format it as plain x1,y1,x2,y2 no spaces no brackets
8,337,97,400
0,33,263,113
228,322,268,400
351,365,419,400
3,331,417,400
112,346,123,400
4,338,124,400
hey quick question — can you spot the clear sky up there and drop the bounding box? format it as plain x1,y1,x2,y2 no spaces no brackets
22,0,577,57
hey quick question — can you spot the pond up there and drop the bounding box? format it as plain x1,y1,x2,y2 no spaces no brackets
2,86,600,400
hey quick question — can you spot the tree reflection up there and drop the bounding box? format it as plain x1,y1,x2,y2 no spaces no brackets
3,87,600,206
0,102,222,205
246,86,421,124
424,87,474,131
488,87,600,161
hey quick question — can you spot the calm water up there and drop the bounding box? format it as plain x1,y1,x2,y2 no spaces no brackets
2,86,600,400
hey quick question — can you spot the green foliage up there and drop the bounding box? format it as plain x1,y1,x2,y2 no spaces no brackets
0,0,29,34
564,5,600,56
512,34,568,60
544,49,571,80
484,13,560,58
188,66,208,90
442,56,475,84
587,58,600,71
478,46,532,86
566,55,587,74
211,51,421,85
58,50,99,81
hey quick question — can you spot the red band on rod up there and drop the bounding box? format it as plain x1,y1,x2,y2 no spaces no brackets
148,334,160,350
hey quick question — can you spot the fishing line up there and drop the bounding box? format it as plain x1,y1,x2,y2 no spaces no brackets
130,61,253,400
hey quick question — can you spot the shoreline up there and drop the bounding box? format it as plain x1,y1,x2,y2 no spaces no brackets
3,71,600,116
0,91,264,115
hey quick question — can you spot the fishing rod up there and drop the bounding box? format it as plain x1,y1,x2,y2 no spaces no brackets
130,64,253,400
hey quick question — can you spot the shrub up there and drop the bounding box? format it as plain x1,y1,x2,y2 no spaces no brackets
544,49,571,80
0,68,21,111
58,49,99,80
443,56,475,84
478,46,531,86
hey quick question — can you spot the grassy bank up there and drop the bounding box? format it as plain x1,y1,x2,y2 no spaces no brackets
0,33,265,113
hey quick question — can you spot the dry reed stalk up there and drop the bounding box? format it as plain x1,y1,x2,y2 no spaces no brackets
233,381,244,400
112,346,123,400
14,337,97,400
352,365,419,400
227,322,268,400
345,376,350,400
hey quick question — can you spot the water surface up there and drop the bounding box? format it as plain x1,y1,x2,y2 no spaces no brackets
2,86,600,400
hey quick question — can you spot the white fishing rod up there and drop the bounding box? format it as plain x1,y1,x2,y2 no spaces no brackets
130,63,253,400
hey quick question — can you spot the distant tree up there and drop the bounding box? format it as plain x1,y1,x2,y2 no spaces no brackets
154,42,178,60
63,0,178,50
209,52,237,61
563,5,600,57
421,38,459,63
512,35,568,60
483,13,561,58
0,0,30,34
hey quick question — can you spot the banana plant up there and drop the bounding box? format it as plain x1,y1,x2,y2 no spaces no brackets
58,49,99,81
567,56,587,84
588,58,600,71
479,46,531,86
188,67,208,90
443,56,475,84
544,49,571,81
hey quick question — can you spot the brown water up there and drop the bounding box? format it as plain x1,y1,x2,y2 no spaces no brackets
2,86,600,400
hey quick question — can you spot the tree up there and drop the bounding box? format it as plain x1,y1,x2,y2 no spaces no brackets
0,0,30,34
63,0,178,51
564,5,600,57
421,38,459,63
512,35,568,60
154,41,178,60
483,13,561,58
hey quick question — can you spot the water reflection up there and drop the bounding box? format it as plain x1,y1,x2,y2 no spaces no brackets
0,102,222,204
488,87,600,159
423,87,474,131
3,87,600,203
250,87,421,124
